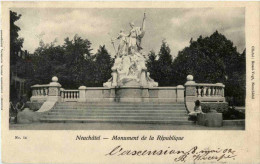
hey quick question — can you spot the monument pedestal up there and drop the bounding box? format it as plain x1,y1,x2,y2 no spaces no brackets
76,86,184,103
115,87,149,102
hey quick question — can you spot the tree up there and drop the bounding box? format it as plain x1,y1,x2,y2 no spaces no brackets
62,35,93,88
146,50,157,78
93,45,113,86
150,41,173,86
172,31,245,105
32,40,66,84
10,11,24,65
30,35,96,89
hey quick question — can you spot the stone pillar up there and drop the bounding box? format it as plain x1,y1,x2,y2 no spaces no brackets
216,83,225,97
176,85,184,102
184,75,197,98
111,71,118,87
47,76,62,102
184,75,197,113
78,86,87,102
140,70,148,87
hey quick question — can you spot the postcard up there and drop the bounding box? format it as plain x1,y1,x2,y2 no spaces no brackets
1,1,259,164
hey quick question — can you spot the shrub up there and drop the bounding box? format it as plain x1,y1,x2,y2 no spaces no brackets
222,107,245,120
201,102,228,113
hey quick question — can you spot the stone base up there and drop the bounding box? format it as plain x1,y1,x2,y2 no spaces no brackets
17,108,42,124
197,113,223,127
78,86,184,103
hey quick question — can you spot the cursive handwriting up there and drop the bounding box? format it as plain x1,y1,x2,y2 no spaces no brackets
106,145,236,162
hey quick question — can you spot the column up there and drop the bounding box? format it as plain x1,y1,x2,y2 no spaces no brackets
78,86,87,102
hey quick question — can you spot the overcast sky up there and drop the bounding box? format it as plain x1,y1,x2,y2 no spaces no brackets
13,8,245,58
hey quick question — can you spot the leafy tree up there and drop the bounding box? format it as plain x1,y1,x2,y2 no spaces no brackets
93,45,113,86
10,11,24,65
61,35,93,88
150,41,173,86
146,50,157,78
31,35,96,89
172,31,245,105
32,40,65,84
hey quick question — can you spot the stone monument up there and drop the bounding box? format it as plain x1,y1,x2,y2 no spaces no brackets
103,12,158,88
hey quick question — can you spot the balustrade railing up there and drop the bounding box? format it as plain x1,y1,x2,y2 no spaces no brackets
60,89,79,102
195,83,225,97
31,84,49,97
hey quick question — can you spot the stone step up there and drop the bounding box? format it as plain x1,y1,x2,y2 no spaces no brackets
55,103,184,107
49,109,187,113
41,102,189,124
57,102,184,105
40,118,193,125
43,115,188,120
53,107,186,110
47,112,187,116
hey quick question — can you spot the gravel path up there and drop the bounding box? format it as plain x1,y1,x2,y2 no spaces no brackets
9,122,245,130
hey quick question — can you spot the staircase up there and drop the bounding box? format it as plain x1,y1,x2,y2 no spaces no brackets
40,102,193,124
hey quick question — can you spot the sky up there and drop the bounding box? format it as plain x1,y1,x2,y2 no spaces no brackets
13,8,245,58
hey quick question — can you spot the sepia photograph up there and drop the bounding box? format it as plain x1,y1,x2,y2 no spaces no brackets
1,2,259,164
9,7,246,130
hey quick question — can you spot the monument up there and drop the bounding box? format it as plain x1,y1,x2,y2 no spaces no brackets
27,12,227,125
103,12,158,88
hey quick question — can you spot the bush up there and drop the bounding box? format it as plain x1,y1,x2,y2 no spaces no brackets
222,107,245,120
201,105,211,113
201,102,228,113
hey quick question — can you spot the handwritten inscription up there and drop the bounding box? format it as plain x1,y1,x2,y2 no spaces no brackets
106,145,236,162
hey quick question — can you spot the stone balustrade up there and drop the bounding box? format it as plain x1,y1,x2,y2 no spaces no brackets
184,75,226,113
31,84,49,97
60,89,79,102
30,75,227,114
30,84,50,102
184,75,225,102
30,76,61,103
195,83,225,97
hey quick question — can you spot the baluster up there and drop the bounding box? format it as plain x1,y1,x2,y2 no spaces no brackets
198,87,201,97
217,87,220,96
202,87,206,97
44,87,47,96
41,88,44,96
37,88,40,96
64,91,68,99
220,87,223,97
212,87,216,96
208,87,211,97
46,87,49,96
72,92,75,99
77,92,79,98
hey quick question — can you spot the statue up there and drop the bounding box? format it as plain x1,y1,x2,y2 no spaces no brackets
111,29,128,57
103,12,158,88
128,12,146,51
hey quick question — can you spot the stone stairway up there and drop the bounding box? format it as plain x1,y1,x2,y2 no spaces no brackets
40,102,193,124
